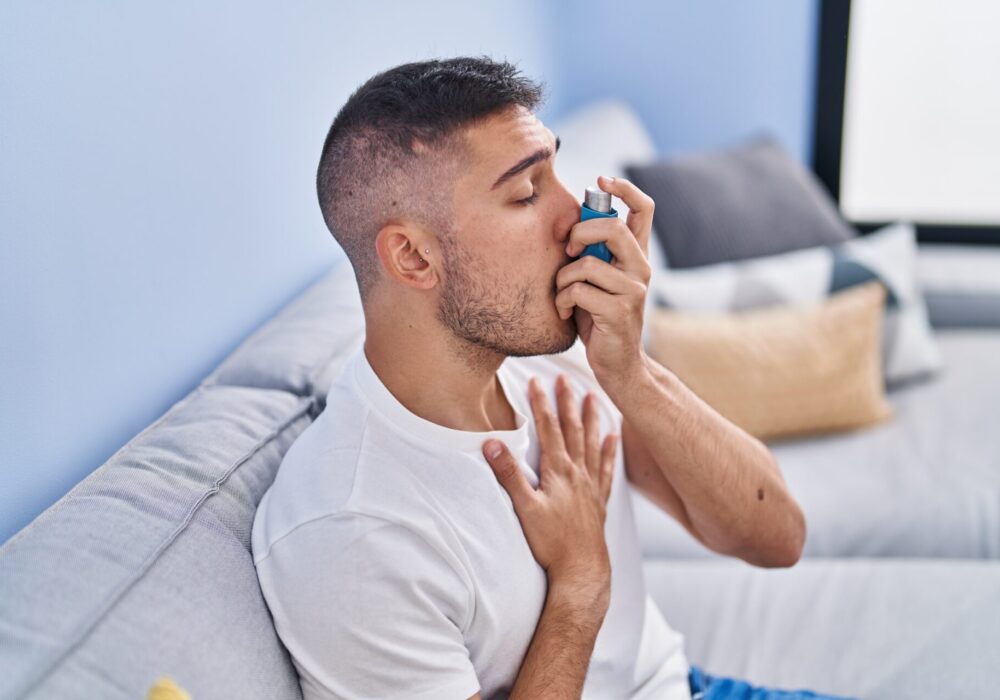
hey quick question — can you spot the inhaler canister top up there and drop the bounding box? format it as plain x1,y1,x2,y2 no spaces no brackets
584,186,612,214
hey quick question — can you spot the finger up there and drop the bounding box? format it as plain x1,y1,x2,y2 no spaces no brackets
597,174,654,256
566,217,648,277
528,375,568,463
482,439,536,511
582,392,601,483
555,374,585,466
555,279,635,323
555,255,645,302
599,432,619,504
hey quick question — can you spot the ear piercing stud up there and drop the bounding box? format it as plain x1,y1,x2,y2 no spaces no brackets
419,248,429,263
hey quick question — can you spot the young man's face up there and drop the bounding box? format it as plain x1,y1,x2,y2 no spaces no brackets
438,105,582,358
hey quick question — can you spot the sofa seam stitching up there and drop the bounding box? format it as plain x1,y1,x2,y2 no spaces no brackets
14,394,317,699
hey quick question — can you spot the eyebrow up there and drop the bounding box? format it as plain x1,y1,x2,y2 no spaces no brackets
490,135,561,191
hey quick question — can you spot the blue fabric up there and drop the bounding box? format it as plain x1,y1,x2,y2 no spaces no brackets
688,665,861,699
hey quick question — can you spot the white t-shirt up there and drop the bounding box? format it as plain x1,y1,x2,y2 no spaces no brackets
251,337,691,700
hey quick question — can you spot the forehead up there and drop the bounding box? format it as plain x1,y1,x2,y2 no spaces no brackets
458,106,555,182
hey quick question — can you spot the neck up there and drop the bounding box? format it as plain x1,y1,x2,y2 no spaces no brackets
362,325,517,434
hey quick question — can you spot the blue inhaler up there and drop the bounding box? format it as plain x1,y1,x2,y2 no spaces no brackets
577,186,617,263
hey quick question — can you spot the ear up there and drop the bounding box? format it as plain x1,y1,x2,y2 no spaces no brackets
375,223,438,290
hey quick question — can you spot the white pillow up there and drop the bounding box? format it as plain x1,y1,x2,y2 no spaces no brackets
549,98,658,199
647,221,944,387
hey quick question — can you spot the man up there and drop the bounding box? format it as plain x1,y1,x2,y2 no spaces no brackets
251,56,842,699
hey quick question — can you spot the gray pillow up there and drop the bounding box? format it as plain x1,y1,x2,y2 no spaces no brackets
625,136,856,269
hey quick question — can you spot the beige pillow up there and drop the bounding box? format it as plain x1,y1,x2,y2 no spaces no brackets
645,280,895,442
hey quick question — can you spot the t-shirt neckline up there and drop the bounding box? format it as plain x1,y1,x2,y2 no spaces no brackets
349,344,531,454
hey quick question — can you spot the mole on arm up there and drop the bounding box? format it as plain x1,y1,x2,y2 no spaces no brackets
757,488,764,501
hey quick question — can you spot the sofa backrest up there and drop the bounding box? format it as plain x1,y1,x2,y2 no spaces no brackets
0,384,317,700
201,254,367,410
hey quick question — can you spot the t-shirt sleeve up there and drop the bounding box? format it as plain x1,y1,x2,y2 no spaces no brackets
254,512,480,700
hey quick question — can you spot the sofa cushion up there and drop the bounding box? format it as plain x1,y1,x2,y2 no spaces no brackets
0,384,315,700
916,243,1000,328
644,557,1000,698
201,255,366,404
648,222,944,387
646,281,894,442
632,329,1000,560
624,137,856,269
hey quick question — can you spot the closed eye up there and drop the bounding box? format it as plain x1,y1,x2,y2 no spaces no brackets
515,190,540,206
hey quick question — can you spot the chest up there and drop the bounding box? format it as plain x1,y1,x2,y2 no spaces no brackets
446,450,644,697
452,482,548,698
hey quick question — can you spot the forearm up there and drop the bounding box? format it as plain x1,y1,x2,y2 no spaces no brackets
509,579,608,699
608,352,805,567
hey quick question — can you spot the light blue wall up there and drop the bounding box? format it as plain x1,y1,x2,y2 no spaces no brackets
0,0,558,545
548,0,820,164
0,1,819,545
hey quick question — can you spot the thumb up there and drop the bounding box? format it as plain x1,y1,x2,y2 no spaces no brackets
482,440,534,510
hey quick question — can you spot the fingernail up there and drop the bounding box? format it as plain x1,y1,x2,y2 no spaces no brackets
602,175,615,184
485,440,502,458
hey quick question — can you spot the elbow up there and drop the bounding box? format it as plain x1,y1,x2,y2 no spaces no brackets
743,500,807,569
759,453,807,568
766,501,807,568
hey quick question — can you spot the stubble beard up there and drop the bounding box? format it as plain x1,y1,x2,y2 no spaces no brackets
436,242,577,366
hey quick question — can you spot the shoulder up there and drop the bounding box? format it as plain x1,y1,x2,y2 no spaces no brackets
254,511,481,699
256,510,467,581
251,408,369,560
256,511,474,628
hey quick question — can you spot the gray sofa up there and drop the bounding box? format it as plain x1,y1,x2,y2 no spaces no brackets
2,241,999,698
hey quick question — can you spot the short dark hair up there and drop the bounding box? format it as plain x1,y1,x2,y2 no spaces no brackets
316,55,545,304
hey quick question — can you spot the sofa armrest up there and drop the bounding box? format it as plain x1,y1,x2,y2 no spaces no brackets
917,243,1000,328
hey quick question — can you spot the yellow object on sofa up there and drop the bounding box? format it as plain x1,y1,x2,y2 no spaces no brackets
146,676,192,700
646,280,894,441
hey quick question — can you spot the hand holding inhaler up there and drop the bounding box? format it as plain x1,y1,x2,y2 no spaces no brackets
556,175,655,395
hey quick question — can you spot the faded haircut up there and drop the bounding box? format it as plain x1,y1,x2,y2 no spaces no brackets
316,55,545,305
